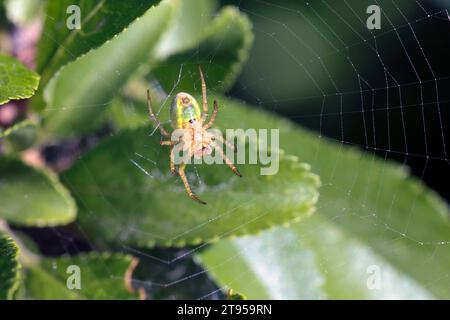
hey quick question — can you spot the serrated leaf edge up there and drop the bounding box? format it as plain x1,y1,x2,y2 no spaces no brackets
0,235,22,300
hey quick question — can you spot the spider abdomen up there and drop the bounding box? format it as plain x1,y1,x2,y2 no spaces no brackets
146,65,241,205
170,92,202,129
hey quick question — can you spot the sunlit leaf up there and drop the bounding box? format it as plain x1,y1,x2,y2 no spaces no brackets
36,0,161,85
152,6,253,94
152,0,218,59
198,96,450,299
61,96,319,247
0,54,39,105
41,0,176,136
0,158,76,226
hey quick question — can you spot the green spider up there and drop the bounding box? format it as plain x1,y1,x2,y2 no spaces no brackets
146,66,241,205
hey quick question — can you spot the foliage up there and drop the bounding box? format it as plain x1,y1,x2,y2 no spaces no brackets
62,124,319,247
37,0,161,86
24,253,137,299
0,0,449,300
197,96,450,299
0,233,21,300
0,54,39,105
0,157,76,226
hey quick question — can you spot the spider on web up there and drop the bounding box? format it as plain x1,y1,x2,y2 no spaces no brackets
146,66,242,205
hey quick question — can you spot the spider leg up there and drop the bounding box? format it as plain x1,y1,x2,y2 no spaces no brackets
160,140,178,146
203,100,218,130
216,147,242,177
161,134,183,146
169,146,176,175
162,139,182,174
178,164,207,205
198,65,208,121
147,89,170,137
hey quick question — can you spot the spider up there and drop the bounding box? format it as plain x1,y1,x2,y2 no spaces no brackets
146,66,241,205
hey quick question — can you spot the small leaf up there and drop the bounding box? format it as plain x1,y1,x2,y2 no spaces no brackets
37,0,161,85
197,96,450,299
152,6,253,93
0,233,21,300
61,99,319,247
0,54,39,105
0,119,34,138
0,158,76,226
0,120,38,152
41,0,176,136
24,253,138,299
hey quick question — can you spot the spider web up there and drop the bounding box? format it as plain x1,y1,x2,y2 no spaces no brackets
26,0,450,299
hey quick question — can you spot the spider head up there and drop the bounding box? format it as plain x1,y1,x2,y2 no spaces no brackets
170,92,201,129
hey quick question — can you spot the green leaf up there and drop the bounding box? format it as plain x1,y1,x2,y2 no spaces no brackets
197,96,450,299
152,0,218,59
37,0,161,84
199,216,433,299
41,0,176,136
0,54,39,105
0,158,76,226
0,233,21,300
151,6,253,93
24,253,138,299
0,119,34,138
108,96,149,130
61,98,319,247
0,120,38,152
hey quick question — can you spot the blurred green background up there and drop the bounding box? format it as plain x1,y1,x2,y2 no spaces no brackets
221,0,450,203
